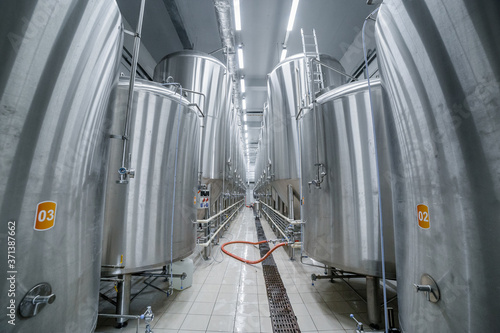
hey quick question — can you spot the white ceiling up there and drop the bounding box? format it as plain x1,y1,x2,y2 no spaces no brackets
116,0,378,182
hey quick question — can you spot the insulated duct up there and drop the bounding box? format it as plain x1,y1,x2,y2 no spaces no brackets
213,0,241,113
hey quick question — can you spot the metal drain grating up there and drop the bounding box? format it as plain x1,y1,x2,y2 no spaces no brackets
255,217,301,333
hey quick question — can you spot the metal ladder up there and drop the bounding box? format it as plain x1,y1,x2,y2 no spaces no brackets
301,29,324,102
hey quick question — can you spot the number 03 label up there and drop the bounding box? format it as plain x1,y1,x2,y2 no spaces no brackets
417,204,430,229
34,201,57,231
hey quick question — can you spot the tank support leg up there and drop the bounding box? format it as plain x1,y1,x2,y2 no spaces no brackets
366,276,381,329
115,274,131,328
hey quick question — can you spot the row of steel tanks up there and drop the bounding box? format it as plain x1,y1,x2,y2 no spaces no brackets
100,77,201,325
154,50,246,218
254,51,396,327
0,1,123,332
101,50,246,325
375,0,500,331
297,63,396,328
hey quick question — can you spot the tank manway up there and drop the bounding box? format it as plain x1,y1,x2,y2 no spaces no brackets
254,217,301,332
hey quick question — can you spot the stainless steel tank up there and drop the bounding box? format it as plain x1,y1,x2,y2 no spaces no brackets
0,1,122,331
153,51,228,204
267,53,346,218
301,79,396,279
101,78,200,275
376,1,500,331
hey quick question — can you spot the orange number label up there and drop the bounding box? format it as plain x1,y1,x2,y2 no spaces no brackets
417,204,430,229
34,201,57,231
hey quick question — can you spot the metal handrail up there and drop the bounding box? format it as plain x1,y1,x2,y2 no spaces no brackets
198,202,244,247
197,200,244,224
259,201,301,225
260,207,290,243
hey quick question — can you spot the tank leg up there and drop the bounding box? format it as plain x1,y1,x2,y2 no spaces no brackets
366,276,381,329
115,274,131,328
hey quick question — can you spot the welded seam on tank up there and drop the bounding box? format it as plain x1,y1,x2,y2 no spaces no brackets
254,217,301,333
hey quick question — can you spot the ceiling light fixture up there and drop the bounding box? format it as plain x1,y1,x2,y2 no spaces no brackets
242,99,247,109
280,48,287,62
240,78,246,93
234,0,241,31
286,0,300,31
238,45,244,69
244,124,248,131
244,114,247,121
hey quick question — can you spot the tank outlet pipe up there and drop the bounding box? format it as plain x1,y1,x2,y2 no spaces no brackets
362,6,389,333
117,0,146,184
99,306,154,333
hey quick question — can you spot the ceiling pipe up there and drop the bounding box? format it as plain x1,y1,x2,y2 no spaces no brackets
213,0,241,113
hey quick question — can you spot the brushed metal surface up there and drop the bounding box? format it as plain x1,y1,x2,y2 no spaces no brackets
301,80,396,278
101,78,200,275
261,53,347,216
153,50,228,186
376,1,500,331
0,1,122,331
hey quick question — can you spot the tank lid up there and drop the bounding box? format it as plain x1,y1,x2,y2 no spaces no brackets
157,50,226,68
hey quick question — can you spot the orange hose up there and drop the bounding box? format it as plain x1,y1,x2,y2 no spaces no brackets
221,240,288,264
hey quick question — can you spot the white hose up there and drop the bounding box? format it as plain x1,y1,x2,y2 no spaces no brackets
363,6,389,333
170,84,184,293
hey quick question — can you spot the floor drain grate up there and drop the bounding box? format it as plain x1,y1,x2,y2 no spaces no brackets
255,217,300,333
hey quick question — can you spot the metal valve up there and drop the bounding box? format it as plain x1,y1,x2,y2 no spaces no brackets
142,306,154,333
414,274,440,303
350,314,364,332
19,283,56,318
308,163,326,189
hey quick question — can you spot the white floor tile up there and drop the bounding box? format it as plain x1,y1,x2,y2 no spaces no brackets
260,315,273,332
216,292,238,303
165,301,193,314
234,315,260,332
212,302,237,316
207,315,235,332
296,315,317,331
310,314,344,331
179,314,210,331
236,302,260,316
154,313,186,330
188,301,214,315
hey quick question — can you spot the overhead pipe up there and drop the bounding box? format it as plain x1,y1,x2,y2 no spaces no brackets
117,0,146,184
213,0,241,112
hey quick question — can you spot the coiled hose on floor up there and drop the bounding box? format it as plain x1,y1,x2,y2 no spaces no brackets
221,240,287,264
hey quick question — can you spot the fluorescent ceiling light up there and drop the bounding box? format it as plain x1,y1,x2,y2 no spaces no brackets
245,133,248,138
287,0,300,31
238,47,244,69
244,114,247,121
234,0,241,31
280,48,287,62
240,78,246,93
244,124,248,131
242,99,247,109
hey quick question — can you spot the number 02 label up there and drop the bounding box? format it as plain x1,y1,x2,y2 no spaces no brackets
417,204,430,229
34,201,57,231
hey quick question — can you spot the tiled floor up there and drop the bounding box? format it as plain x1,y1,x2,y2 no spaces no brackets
96,207,397,333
